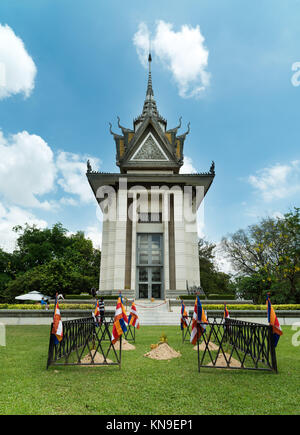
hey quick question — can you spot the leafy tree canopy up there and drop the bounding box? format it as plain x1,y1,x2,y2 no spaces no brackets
0,223,100,302
222,208,300,303
198,238,232,296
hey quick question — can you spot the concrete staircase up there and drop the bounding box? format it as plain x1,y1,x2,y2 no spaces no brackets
133,299,181,326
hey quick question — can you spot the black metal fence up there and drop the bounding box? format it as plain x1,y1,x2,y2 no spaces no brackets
183,315,278,373
46,316,122,369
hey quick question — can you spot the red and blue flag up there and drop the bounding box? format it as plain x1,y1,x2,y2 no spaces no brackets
52,300,63,344
128,302,140,329
92,299,101,326
94,299,100,317
267,294,282,347
224,303,230,319
111,294,128,344
190,296,208,345
180,301,189,330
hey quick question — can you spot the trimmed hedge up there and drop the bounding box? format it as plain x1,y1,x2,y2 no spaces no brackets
64,295,93,300
202,304,300,311
65,295,119,300
0,303,94,310
208,294,235,300
1,303,300,311
179,295,236,301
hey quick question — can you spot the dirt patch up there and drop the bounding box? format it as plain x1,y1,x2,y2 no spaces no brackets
144,342,181,360
206,353,241,368
194,341,219,351
113,338,136,351
80,351,113,365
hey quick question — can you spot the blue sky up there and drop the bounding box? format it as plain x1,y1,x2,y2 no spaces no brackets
0,0,299,270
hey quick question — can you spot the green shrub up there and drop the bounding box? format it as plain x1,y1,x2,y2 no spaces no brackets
65,294,93,300
1,303,300,311
179,294,236,300
208,294,236,300
65,294,119,300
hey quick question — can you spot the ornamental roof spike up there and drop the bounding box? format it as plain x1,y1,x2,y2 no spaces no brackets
166,116,182,134
178,122,190,139
109,122,123,138
134,52,167,127
117,116,133,133
87,159,92,173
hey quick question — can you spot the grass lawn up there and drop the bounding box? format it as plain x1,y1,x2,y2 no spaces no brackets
0,325,299,415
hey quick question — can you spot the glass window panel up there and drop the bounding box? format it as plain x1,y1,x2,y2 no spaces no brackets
139,284,148,299
151,234,161,249
139,253,148,265
138,234,148,248
151,267,161,282
151,251,161,264
139,267,148,282
151,284,161,299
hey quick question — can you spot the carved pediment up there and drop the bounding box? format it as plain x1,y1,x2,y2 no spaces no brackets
131,133,169,161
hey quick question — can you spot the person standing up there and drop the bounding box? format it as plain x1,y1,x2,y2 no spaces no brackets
41,297,49,310
55,292,64,301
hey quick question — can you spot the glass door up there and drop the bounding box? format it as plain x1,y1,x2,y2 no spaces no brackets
137,234,163,299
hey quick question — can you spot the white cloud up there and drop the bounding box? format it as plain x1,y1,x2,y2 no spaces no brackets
0,203,47,252
85,225,102,250
56,151,101,203
133,20,210,98
0,130,56,209
59,197,78,206
248,160,300,202
0,129,102,251
180,155,197,174
214,243,235,275
0,24,37,99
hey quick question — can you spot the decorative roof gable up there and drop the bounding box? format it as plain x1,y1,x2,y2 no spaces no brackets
109,53,191,174
131,132,169,161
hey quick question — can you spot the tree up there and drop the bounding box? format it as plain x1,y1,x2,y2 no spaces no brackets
0,248,14,301
12,223,70,271
221,208,300,303
0,223,101,302
198,238,232,296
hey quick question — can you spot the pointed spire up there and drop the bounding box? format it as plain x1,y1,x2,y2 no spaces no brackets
146,52,154,97
133,52,167,130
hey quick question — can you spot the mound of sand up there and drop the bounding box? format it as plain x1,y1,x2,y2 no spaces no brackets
144,342,181,360
193,341,219,351
113,338,136,351
206,353,241,368
80,351,113,365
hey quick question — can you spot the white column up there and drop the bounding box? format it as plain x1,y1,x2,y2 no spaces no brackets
130,193,137,295
184,220,200,287
113,188,127,290
105,202,116,291
173,188,186,291
99,219,109,291
162,193,169,294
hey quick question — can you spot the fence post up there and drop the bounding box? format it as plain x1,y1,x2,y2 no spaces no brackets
269,325,278,373
46,324,54,370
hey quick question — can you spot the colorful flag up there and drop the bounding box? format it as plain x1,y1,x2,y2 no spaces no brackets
190,296,208,345
267,294,282,347
52,300,63,344
92,299,101,326
94,299,100,318
224,303,230,319
111,294,128,344
128,302,140,329
180,301,189,330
